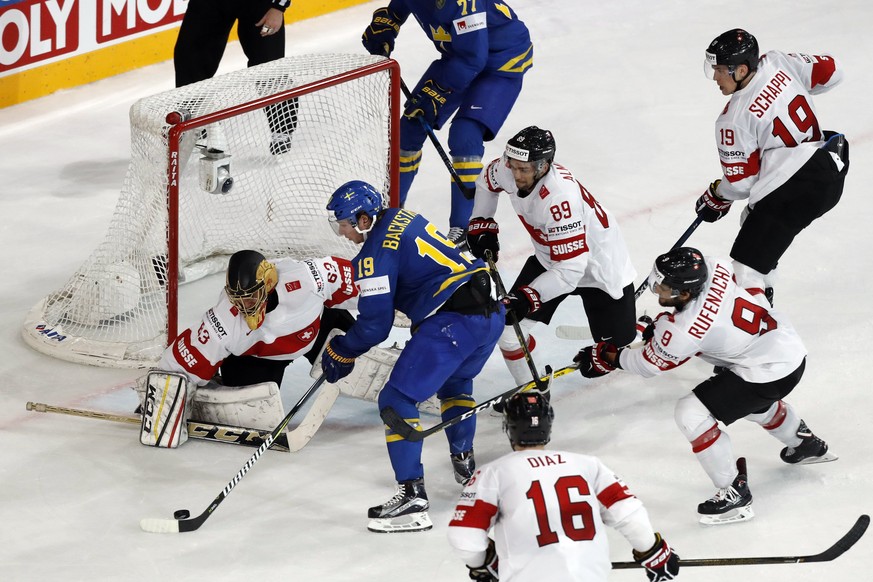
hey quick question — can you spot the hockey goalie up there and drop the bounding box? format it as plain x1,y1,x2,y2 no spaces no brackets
136,249,404,449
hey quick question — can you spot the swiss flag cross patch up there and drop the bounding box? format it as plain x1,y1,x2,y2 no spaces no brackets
285,280,302,292
297,326,315,342
538,185,550,199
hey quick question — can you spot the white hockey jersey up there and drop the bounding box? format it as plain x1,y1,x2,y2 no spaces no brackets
447,450,657,582
157,256,357,385
471,157,636,301
620,258,806,382
713,50,844,206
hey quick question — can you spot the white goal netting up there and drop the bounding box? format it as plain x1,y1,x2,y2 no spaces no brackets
23,54,398,368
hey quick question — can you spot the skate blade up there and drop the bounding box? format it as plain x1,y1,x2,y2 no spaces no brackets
794,451,839,465
367,511,433,533
699,505,755,526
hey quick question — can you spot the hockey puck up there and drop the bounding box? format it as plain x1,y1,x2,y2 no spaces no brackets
173,509,190,520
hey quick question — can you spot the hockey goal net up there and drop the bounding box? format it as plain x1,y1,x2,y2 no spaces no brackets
23,54,400,368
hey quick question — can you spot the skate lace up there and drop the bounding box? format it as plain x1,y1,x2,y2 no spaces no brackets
707,485,740,504
447,227,466,243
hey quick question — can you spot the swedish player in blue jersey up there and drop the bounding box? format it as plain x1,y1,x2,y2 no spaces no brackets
323,180,504,533
361,0,533,243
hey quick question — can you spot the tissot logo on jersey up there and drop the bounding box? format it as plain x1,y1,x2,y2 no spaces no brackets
206,309,227,337
303,260,324,292
549,233,588,260
547,219,583,234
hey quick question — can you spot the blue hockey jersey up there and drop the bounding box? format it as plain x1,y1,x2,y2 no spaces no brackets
339,208,488,356
388,0,533,92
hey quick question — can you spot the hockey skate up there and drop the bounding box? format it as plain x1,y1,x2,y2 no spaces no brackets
780,421,838,464
698,457,754,525
367,478,432,533
447,227,469,252
451,450,476,485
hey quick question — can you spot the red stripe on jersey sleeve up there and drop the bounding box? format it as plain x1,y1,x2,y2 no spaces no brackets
171,329,218,381
597,481,634,509
244,318,321,358
810,56,838,88
517,215,549,246
721,149,760,183
449,499,498,530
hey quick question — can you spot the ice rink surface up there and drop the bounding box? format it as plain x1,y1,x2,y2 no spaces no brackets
1,1,871,579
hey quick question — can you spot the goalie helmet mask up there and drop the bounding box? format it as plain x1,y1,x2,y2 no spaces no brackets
704,28,759,80
226,250,279,331
327,180,385,236
504,392,554,447
649,246,708,299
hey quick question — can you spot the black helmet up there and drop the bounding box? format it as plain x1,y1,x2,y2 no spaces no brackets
650,247,708,297
226,250,278,329
503,392,554,447
705,29,759,74
505,126,556,165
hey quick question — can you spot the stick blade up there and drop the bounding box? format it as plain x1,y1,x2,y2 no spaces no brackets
140,517,181,534
806,514,870,562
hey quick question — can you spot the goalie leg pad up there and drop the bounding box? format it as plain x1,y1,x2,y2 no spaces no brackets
310,342,400,403
140,371,193,448
191,380,285,430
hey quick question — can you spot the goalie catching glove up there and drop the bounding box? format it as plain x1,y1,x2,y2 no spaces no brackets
695,179,732,222
467,217,500,261
574,341,619,378
633,532,680,581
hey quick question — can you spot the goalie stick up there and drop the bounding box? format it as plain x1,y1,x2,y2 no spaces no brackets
25,401,292,453
400,78,475,200
139,375,326,534
486,250,549,393
613,514,869,568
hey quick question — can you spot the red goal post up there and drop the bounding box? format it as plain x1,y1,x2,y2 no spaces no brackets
23,54,400,368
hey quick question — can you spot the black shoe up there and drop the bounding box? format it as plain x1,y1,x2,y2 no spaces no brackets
781,421,830,464
697,457,754,524
451,450,476,485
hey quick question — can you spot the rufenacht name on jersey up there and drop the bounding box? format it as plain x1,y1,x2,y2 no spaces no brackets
688,263,731,339
748,69,793,118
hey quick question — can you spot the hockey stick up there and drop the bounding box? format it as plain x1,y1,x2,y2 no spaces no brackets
612,514,869,568
400,79,476,200
139,375,326,533
633,215,704,300
556,216,705,342
485,250,548,392
285,383,339,452
25,401,292,453
381,365,562,442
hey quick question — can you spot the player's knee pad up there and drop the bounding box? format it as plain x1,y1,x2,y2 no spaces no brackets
732,261,767,292
497,319,536,352
745,400,800,444
447,117,486,157
674,392,719,445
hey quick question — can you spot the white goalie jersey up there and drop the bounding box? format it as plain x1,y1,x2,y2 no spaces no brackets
620,258,806,382
714,49,844,206
472,157,635,302
157,256,357,385
447,450,657,582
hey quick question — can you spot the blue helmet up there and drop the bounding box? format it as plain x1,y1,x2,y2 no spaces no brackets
327,180,384,231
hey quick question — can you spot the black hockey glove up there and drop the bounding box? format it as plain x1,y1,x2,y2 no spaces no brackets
637,314,655,342
502,285,541,323
361,7,402,56
574,341,619,378
467,539,498,581
321,340,356,383
467,217,499,261
404,79,451,127
695,179,732,222
633,532,680,582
